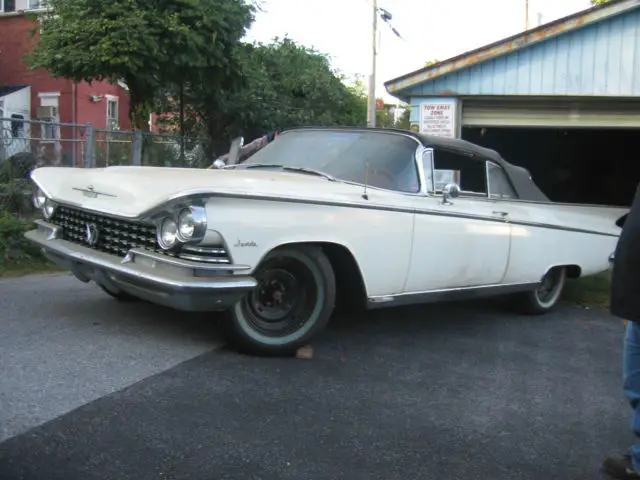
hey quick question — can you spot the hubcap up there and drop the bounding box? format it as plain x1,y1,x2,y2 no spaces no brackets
536,269,563,305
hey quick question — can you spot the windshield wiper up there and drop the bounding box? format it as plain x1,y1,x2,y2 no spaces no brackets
243,164,336,181
281,166,336,182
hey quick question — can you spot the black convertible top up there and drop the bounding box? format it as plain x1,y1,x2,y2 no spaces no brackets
414,132,550,202
284,127,550,203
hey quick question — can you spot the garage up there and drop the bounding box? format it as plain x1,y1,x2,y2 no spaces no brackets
384,0,640,206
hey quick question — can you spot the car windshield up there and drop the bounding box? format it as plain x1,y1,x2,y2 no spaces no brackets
239,129,421,194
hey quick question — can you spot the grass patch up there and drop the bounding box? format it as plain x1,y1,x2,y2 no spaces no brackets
0,260,62,278
0,213,63,278
563,271,611,310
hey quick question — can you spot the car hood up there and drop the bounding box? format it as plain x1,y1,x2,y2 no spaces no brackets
31,166,371,218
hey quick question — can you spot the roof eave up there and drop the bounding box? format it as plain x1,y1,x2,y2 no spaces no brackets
384,0,640,97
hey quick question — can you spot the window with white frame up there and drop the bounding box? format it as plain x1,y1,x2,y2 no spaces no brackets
106,97,119,130
38,93,60,141
40,107,59,140
0,0,16,12
27,0,47,9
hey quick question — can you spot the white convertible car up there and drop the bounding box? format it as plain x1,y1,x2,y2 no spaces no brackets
25,127,627,355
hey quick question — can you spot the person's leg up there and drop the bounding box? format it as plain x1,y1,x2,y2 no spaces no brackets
603,321,640,479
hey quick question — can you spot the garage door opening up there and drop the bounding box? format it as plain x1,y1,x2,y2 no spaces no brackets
462,127,640,207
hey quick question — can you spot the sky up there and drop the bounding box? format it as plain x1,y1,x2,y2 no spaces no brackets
244,0,593,103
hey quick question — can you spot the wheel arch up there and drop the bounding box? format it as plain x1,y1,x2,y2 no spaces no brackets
543,264,581,280
257,241,369,310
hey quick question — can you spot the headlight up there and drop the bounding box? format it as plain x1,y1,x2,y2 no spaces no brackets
157,218,179,250
42,197,56,219
176,206,207,243
33,187,46,209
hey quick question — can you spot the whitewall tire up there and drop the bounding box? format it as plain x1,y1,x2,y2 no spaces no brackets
512,267,567,315
220,245,336,356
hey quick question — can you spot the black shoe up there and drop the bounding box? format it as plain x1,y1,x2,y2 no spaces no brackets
603,453,640,479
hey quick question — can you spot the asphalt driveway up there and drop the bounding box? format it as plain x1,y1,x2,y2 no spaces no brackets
0,273,632,480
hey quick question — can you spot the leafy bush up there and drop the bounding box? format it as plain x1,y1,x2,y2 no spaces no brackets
0,214,50,274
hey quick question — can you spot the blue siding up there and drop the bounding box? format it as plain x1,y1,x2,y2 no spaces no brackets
402,8,640,97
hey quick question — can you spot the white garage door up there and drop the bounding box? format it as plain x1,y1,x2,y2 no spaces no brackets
462,99,640,128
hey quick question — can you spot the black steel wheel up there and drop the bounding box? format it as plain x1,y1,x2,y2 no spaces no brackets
511,266,567,315
221,245,336,356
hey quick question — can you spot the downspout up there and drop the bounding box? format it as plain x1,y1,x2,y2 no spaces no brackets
72,81,77,166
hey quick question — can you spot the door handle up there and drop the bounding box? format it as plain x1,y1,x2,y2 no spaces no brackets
492,211,509,217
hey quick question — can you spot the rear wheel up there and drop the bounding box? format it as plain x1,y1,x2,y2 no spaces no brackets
512,267,567,315
220,245,336,356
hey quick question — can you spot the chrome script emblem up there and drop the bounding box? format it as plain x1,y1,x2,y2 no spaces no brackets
73,185,117,198
85,223,100,247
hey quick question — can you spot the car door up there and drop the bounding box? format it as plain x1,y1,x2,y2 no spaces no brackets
403,148,512,293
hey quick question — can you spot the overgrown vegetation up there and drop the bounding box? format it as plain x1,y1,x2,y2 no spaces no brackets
563,272,612,310
0,214,57,276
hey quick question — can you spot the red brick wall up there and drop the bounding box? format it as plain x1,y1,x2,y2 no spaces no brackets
0,14,131,130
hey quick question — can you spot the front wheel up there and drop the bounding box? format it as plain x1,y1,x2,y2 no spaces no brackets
220,245,336,356
511,267,567,315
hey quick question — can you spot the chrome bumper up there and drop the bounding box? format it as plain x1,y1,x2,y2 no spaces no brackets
25,220,257,311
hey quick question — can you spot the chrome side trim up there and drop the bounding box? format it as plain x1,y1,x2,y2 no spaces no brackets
125,249,246,271
31,176,619,239
178,253,231,264
183,245,227,255
367,282,539,309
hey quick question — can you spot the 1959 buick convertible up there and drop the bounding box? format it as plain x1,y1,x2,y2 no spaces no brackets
25,127,627,356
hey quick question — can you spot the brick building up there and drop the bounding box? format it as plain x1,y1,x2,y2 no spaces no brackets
0,2,131,132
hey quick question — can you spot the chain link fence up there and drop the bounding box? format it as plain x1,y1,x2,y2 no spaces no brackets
0,117,215,219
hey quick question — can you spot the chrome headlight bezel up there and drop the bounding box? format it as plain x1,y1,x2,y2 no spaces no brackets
42,197,56,219
176,206,207,243
155,205,208,251
157,217,180,250
33,187,46,209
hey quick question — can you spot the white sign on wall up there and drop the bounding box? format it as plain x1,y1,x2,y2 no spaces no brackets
419,98,459,138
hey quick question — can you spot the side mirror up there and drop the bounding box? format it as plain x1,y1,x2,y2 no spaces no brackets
227,136,244,166
441,183,461,205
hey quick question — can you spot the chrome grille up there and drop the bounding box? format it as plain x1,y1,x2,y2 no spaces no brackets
51,206,157,256
49,206,231,263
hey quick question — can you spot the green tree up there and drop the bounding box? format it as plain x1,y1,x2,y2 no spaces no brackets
397,107,410,130
160,37,369,155
591,0,611,4
27,0,254,130
425,59,441,67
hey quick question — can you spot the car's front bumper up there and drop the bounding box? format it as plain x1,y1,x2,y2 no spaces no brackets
25,220,257,312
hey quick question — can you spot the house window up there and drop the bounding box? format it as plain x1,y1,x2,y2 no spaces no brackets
107,97,119,130
0,0,16,13
38,93,60,141
40,107,59,139
27,0,46,9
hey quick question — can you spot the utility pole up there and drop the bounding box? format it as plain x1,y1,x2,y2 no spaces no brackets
367,0,378,128
525,0,529,30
